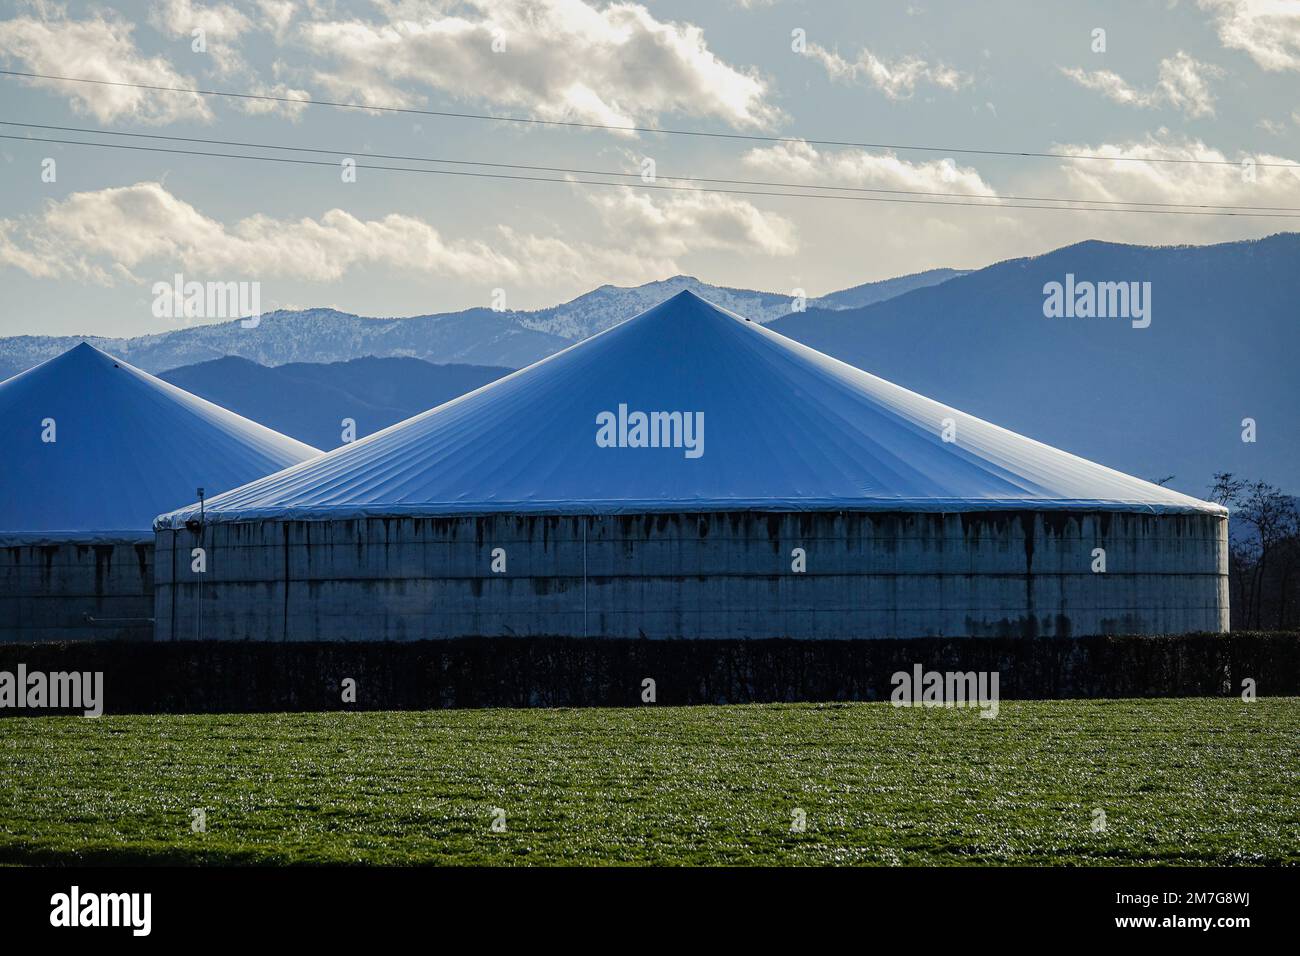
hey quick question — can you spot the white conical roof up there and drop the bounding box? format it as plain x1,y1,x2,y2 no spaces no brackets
156,291,1222,527
1,343,321,541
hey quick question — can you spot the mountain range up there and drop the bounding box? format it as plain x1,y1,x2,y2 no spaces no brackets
159,356,511,450
772,232,1299,498
0,269,962,381
3,234,1295,496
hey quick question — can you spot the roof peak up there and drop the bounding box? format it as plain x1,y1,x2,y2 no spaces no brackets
619,289,746,332
653,288,730,315
61,341,119,365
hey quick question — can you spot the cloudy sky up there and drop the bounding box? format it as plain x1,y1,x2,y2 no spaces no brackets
1,0,1298,337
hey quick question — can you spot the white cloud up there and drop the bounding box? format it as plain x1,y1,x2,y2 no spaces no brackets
0,4,309,123
1150,52,1224,116
1061,51,1223,118
757,134,1300,215
493,226,674,288
256,0,299,38
299,0,779,129
742,140,993,196
1043,137,1300,209
148,0,252,75
147,1,311,114
0,181,790,289
1060,67,1146,108
0,181,531,284
807,44,970,99
719,135,1300,297
586,187,798,257
1199,0,1300,71
147,0,314,115
0,13,213,124
226,76,312,118
150,0,301,43
0,220,64,280
149,0,252,42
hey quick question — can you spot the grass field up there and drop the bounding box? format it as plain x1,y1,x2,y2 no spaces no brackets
1,699,1297,865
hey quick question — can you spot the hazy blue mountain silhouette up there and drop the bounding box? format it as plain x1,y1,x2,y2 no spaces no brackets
160,356,511,450
814,267,968,310
770,233,1299,497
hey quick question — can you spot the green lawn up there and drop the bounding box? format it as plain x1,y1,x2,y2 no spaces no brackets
0,699,1296,865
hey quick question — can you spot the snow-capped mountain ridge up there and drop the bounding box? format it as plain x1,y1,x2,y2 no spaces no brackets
0,270,958,379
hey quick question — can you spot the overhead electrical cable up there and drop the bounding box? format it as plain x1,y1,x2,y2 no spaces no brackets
5,131,1299,218
3,68,1297,170
3,120,1296,213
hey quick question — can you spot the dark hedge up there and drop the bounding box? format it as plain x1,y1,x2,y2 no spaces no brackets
0,632,1296,714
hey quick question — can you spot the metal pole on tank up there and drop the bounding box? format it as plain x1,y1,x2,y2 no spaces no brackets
196,487,204,642
582,517,587,640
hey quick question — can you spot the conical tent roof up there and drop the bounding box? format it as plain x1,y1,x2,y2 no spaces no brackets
1,343,321,541
157,291,1222,527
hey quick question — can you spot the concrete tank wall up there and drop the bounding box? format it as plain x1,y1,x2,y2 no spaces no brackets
153,511,1228,641
0,539,154,643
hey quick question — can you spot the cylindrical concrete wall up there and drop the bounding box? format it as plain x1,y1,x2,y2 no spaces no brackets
1,539,155,643
153,510,1228,641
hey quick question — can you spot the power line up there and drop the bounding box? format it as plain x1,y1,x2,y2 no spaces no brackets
5,120,1296,213
4,68,1297,171
7,131,1300,218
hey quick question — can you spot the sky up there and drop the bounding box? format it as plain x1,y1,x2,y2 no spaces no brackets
1,0,1298,337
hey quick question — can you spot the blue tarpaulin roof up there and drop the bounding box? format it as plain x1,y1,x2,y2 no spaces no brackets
156,291,1223,528
1,343,321,542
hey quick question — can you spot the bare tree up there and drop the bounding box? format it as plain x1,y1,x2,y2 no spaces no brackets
1209,473,1300,628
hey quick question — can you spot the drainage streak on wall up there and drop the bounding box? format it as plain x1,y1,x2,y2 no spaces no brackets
154,510,1228,641
0,540,153,643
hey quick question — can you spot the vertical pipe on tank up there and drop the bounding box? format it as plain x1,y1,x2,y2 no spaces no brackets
582,517,588,639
